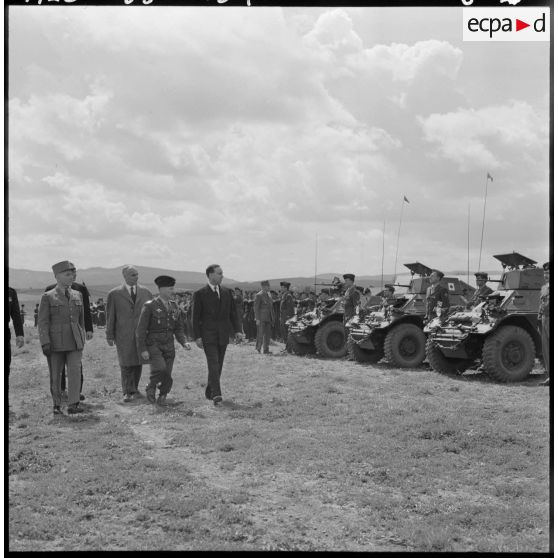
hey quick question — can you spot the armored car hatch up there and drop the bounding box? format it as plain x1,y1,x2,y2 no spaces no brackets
491,252,544,290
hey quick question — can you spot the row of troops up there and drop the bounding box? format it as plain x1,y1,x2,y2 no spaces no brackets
7,261,551,415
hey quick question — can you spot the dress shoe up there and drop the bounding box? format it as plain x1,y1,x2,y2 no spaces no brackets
123,394,134,403
53,405,62,415
157,394,168,406
146,386,156,403
213,395,223,406
263,351,272,355
79,394,85,401
539,377,550,386
67,404,84,414
133,391,144,399
205,385,212,400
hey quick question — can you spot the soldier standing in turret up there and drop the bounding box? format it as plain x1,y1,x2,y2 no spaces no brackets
467,271,493,308
539,262,550,386
136,275,191,406
424,270,450,323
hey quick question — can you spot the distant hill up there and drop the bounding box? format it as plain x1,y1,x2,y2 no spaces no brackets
8,265,240,291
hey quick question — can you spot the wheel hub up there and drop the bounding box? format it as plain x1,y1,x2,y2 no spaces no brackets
502,341,524,369
327,332,344,351
400,336,418,357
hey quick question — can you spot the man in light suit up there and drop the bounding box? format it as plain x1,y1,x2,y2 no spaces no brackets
39,261,88,415
106,265,153,402
254,280,275,355
192,264,242,406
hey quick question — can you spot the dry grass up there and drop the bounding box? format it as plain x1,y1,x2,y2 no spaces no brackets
7,330,551,551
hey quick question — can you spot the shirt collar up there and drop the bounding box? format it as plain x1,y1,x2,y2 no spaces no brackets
208,281,219,292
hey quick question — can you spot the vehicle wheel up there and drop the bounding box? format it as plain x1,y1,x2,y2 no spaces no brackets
314,320,347,359
425,338,473,375
384,323,426,367
286,332,315,356
347,337,383,363
482,325,535,382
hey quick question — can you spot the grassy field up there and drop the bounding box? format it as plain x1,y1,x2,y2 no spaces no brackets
8,325,551,551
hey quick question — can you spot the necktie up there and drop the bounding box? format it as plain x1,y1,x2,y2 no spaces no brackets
214,286,220,299
131,286,136,303
64,288,70,301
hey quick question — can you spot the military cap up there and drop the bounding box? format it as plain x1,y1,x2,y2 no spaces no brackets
543,261,551,271
320,288,329,294
343,273,355,281
474,272,488,280
261,280,270,286
52,260,75,275
280,281,291,288
154,275,176,288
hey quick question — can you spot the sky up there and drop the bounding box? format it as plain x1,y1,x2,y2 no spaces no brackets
8,5,550,282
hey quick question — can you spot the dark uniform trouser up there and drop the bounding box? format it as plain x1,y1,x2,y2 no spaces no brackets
146,341,175,396
203,343,227,399
540,316,550,374
256,321,272,352
121,365,143,396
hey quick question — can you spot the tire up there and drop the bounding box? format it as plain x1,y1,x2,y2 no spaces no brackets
384,323,426,368
286,332,315,356
425,337,473,375
482,325,535,382
347,337,383,363
314,320,347,359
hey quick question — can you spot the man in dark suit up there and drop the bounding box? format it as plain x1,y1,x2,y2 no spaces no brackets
45,262,93,399
254,280,275,354
7,286,25,376
192,264,242,406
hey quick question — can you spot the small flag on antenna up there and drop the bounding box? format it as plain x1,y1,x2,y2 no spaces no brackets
403,195,410,203
487,172,494,181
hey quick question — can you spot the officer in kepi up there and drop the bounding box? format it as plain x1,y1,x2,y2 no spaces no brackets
342,273,360,325
136,275,191,406
538,261,550,386
467,272,493,308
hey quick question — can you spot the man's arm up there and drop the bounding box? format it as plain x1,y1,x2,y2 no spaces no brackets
105,290,116,343
9,288,24,338
37,293,51,348
229,291,242,333
254,293,262,322
76,283,93,333
135,302,151,356
192,291,202,341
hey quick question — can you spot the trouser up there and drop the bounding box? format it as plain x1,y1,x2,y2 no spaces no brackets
256,321,272,353
146,342,175,396
121,364,143,396
540,316,550,374
203,342,227,399
49,351,83,406
60,363,84,393
281,320,292,344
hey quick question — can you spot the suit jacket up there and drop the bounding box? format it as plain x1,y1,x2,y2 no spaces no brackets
38,286,85,351
192,284,241,345
7,287,24,339
46,281,93,332
254,290,275,323
279,291,295,322
106,284,153,366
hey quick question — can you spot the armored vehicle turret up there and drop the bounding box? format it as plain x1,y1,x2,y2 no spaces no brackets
347,262,471,367
424,252,544,382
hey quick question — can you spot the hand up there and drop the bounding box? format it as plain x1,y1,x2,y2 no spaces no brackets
195,338,203,349
256,320,260,326
86,331,94,341
235,332,243,343
15,336,24,348
42,343,51,357
107,339,115,346
184,343,191,351
141,351,149,361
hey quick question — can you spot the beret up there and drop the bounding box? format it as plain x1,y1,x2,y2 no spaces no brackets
343,273,355,281
154,275,176,287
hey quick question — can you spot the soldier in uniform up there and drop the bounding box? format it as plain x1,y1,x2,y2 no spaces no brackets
45,262,93,401
136,275,191,405
39,261,88,414
467,272,493,308
271,290,281,340
424,269,450,323
342,273,360,324
254,280,275,354
539,262,550,386
233,287,244,340
33,304,39,327
7,286,25,377
279,281,295,344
